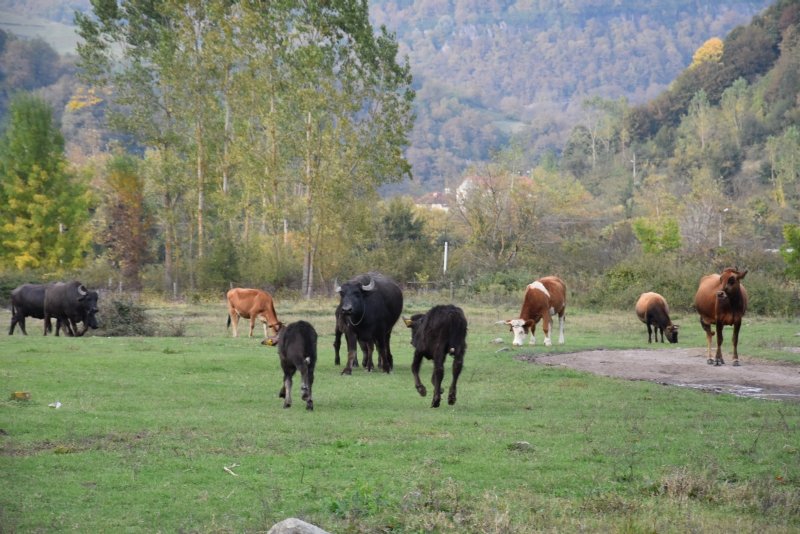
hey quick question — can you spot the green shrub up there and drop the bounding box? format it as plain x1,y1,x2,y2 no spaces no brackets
97,297,168,336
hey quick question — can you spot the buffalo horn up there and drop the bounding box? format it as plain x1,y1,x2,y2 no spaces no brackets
78,285,88,295
403,317,413,327
361,277,375,292
333,279,341,293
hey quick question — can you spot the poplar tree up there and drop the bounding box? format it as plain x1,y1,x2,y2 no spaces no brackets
0,93,92,270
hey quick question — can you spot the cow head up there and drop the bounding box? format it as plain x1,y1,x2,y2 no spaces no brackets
82,289,100,329
665,324,679,344
335,276,376,322
504,318,531,346
717,268,747,301
403,313,426,346
262,334,280,347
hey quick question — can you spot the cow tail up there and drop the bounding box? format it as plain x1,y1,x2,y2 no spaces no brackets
226,314,231,329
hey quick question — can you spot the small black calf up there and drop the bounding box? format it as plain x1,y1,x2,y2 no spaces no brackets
404,304,468,408
272,320,318,410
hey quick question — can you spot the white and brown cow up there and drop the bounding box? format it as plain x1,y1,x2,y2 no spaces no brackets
501,276,566,347
226,288,284,339
635,292,679,344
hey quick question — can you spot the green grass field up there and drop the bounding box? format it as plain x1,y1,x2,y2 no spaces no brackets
1,298,799,533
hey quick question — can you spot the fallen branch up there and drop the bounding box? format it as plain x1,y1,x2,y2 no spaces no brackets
223,463,240,477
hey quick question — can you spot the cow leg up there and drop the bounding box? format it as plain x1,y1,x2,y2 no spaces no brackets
262,320,269,340
714,322,726,366
528,324,536,345
411,351,427,397
73,319,87,337
379,332,394,372
646,322,653,343
732,320,742,367
281,370,293,408
700,319,714,365
333,328,342,366
448,353,464,406
431,357,445,408
249,317,256,338
557,313,565,344
360,340,372,371
341,334,357,375
230,313,240,337
300,364,314,411
542,313,553,346
43,314,51,336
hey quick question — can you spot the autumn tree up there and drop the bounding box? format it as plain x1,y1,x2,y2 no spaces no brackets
0,93,92,270
101,153,151,290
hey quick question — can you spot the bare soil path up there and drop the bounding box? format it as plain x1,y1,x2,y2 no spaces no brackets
518,348,800,402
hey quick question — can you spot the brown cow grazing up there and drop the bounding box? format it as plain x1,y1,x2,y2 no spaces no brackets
265,321,317,410
635,292,679,344
500,276,566,347
226,288,284,338
404,304,468,408
694,268,748,366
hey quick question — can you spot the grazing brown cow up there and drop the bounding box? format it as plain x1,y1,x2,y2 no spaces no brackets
694,268,748,366
500,276,566,347
635,292,679,344
226,288,284,338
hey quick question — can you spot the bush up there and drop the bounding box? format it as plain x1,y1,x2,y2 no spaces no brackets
98,297,158,336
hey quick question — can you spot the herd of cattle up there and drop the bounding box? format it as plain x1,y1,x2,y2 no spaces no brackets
7,267,749,410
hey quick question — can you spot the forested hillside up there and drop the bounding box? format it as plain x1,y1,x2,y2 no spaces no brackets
371,0,771,192
0,0,771,192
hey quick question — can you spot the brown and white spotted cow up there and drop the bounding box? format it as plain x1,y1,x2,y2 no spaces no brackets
694,268,748,366
501,276,566,347
226,288,284,339
635,292,679,344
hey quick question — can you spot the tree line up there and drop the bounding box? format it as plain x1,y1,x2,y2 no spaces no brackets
0,0,798,315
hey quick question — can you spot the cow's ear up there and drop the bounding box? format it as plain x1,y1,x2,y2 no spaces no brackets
403,317,413,327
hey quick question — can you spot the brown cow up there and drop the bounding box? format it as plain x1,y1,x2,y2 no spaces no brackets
635,292,679,344
226,288,284,338
501,276,566,347
694,268,748,366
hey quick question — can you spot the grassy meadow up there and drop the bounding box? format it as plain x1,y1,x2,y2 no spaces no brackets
1,296,800,533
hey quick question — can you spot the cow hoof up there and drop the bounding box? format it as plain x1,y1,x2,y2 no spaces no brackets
283,403,291,409
306,402,314,411
278,389,286,398
733,360,741,367
341,368,352,376
431,399,441,408
707,359,714,365
417,385,427,397
448,396,456,405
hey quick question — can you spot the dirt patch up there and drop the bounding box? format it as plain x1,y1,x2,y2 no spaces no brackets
518,348,800,402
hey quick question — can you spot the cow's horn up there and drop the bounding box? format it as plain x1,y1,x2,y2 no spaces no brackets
334,279,341,293
494,320,507,325
361,277,375,291
78,285,87,295
403,317,413,327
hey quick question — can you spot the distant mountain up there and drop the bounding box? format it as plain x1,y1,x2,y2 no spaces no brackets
371,0,773,193
0,0,775,194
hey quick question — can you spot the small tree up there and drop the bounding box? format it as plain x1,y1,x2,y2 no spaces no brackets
782,224,800,281
0,93,92,270
102,154,151,290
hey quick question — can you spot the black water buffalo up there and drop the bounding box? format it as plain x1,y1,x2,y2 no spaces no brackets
404,304,467,408
43,281,100,337
270,320,318,411
333,303,374,369
9,283,53,335
335,272,403,374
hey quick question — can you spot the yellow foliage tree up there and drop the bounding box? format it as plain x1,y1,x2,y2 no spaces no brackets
691,37,724,68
